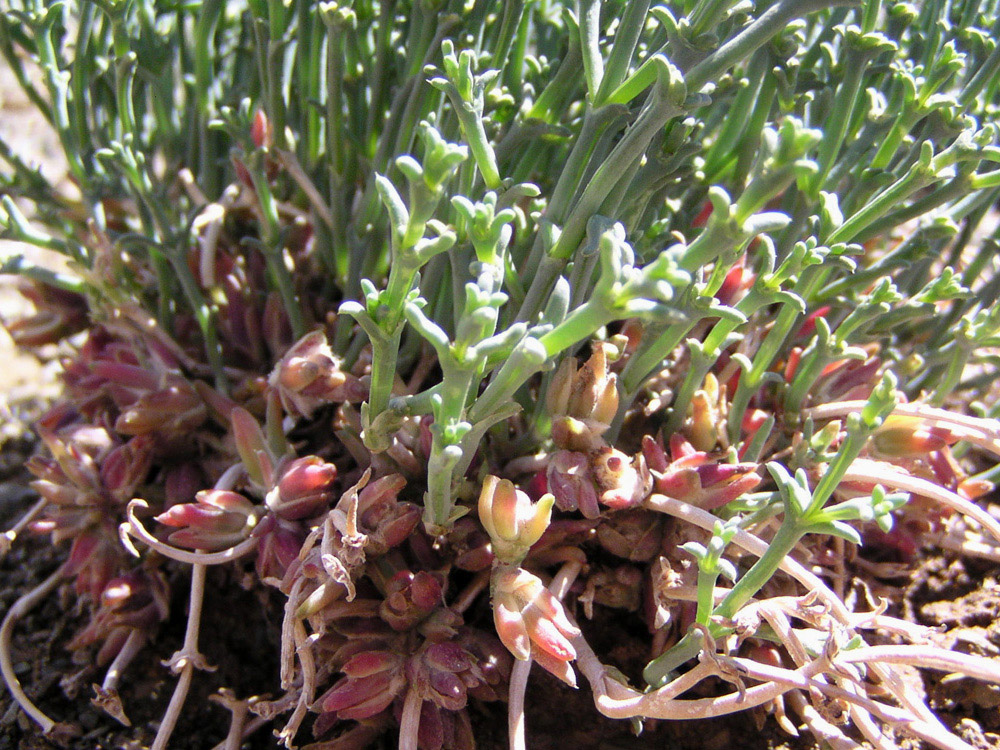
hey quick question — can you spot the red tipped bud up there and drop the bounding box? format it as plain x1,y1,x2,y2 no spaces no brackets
478,476,553,565
251,109,272,149
155,489,257,551
268,456,337,520
491,566,580,686
546,451,601,519
269,331,368,418
591,447,651,510
318,650,406,721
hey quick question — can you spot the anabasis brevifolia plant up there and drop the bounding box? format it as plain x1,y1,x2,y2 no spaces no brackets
3,0,1000,748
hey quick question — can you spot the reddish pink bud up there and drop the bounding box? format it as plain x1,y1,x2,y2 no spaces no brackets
66,531,123,600
353,474,418,553
251,109,272,149
546,451,600,518
691,200,713,228
230,407,275,488
591,447,651,510
253,515,304,580
797,306,832,339
645,435,760,509
115,378,205,437
715,262,754,307
231,155,253,188
380,571,443,631
100,436,155,503
3,280,88,347
155,489,257,551
269,331,369,418
268,456,337,520
491,566,580,686
319,650,406,721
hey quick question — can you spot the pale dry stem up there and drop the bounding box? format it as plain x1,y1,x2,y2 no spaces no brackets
151,560,213,750
844,459,1000,545
278,619,317,749
0,566,65,735
578,493,1000,750
0,497,48,560
399,684,423,750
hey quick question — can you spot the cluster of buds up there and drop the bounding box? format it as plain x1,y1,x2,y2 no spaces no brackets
381,571,444,631
67,567,169,664
58,328,208,442
269,330,369,419
642,433,761,510
545,446,652,515
156,490,259,551
28,408,155,599
547,346,619,452
477,476,552,565
315,630,510,750
490,565,581,686
1,279,88,347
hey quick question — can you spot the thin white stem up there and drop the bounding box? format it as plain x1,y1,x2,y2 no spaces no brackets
0,566,65,734
222,700,248,750
730,658,975,750
150,665,193,750
836,645,1000,684
932,530,1000,563
278,619,316,749
0,498,48,558
121,499,259,565
209,715,270,750
844,460,1000,545
645,493,956,738
508,657,531,750
399,685,423,750
806,401,1000,458
152,561,210,750
280,578,305,689
786,691,866,750
102,629,146,691
507,560,583,750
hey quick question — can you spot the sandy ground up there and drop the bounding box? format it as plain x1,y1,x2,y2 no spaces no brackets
0,56,68,419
